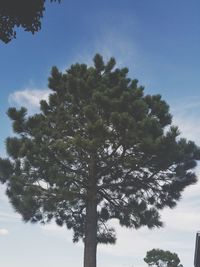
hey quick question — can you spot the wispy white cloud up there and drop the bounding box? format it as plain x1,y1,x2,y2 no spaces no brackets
62,19,139,76
0,228,9,235
93,30,138,68
8,88,50,113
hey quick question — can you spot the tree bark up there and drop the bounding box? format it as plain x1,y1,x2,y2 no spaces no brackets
84,154,98,267
84,199,97,267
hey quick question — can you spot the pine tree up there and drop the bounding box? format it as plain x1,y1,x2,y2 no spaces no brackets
0,0,61,43
144,248,183,267
0,54,199,267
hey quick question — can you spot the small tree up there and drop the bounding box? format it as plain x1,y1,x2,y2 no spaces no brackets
144,248,183,267
0,54,199,267
0,0,61,43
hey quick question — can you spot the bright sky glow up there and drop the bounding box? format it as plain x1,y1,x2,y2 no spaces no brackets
1,1,200,266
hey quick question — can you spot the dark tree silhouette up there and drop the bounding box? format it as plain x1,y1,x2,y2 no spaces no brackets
0,55,199,267
0,0,61,43
144,249,183,267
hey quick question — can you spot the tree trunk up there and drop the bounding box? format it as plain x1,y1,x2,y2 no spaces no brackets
84,199,97,267
84,154,97,267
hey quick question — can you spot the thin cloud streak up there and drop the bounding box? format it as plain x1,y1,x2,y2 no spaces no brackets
62,21,139,75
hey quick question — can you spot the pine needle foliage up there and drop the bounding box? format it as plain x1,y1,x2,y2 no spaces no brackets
0,54,200,248
144,248,183,267
0,0,61,43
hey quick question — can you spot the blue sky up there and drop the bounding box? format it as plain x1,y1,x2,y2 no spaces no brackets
1,0,200,266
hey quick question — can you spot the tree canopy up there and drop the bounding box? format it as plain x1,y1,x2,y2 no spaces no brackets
0,0,61,43
144,248,183,267
0,54,199,267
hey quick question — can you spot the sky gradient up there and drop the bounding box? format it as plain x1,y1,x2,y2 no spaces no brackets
1,1,200,266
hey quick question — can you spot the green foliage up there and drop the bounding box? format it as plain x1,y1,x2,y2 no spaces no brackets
144,248,183,267
0,54,200,245
0,0,61,43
